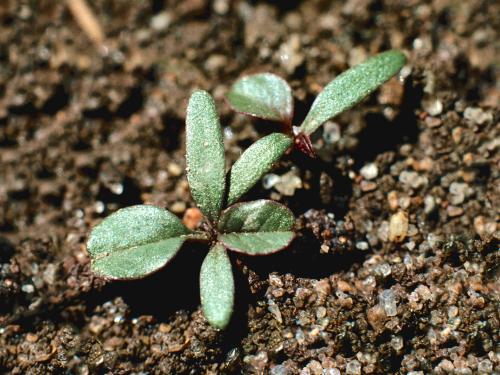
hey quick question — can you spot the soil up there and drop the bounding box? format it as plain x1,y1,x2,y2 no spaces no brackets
0,1,498,374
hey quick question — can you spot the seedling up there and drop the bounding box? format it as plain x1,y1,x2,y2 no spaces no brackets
87,91,295,329
227,49,406,157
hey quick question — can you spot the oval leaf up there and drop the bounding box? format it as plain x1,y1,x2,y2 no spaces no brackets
186,90,226,222
227,133,292,205
299,50,406,135
226,73,293,123
200,243,234,329
87,205,190,279
218,200,295,255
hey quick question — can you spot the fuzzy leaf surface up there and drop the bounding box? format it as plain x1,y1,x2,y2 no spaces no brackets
226,73,293,123
218,200,295,254
299,50,406,135
227,133,292,205
186,90,226,222
87,205,190,279
200,243,234,329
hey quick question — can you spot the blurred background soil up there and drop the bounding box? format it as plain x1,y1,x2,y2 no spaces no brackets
0,1,498,374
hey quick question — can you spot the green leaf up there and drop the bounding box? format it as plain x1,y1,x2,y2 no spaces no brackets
226,73,293,123
186,90,226,222
200,243,234,329
227,133,292,205
218,200,295,255
87,205,190,279
299,50,406,135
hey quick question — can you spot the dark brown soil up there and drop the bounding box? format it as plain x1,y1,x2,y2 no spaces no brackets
0,1,498,374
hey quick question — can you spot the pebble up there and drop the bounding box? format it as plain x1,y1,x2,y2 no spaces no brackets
322,121,341,144
171,201,186,214
22,284,35,293
463,107,492,125
473,216,497,237
391,336,404,351
274,171,302,196
345,360,362,374
389,211,409,242
379,289,398,316
424,195,436,214
268,299,282,323
447,205,464,217
425,116,442,128
450,181,473,205
375,263,392,277
360,180,377,192
262,173,280,189
183,207,203,229
399,171,428,189
360,163,378,180
204,54,227,73
270,365,288,375
387,191,399,210
324,369,340,375
168,163,182,177
150,11,172,32
477,359,492,373
425,99,443,116
355,241,369,251
213,0,229,15
278,34,304,74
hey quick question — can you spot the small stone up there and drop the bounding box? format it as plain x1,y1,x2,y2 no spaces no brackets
424,195,436,214
376,263,392,277
379,289,397,317
323,121,341,144
387,191,399,211
439,359,454,372
367,305,386,330
425,117,442,128
42,264,57,285
356,241,369,251
360,180,377,192
389,211,409,242
346,360,362,374
268,299,282,323
204,54,227,73
449,182,471,205
477,359,492,373
463,107,492,125
168,163,182,176
22,284,35,293
183,207,203,230
278,34,304,74
360,163,378,180
316,306,327,319
399,171,428,189
447,205,464,217
391,336,404,351
415,285,432,301
150,11,172,31
295,328,305,344
263,174,280,189
244,351,268,372
171,201,187,214
26,333,38,343
213,0,229,15
425,99,443,116
275,171,302,196
473,216,497,237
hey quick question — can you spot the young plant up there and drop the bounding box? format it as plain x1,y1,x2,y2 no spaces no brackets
86,91,294,330
227,49,406,157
